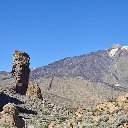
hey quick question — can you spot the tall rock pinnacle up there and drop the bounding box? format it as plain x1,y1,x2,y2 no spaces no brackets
11,50,30,95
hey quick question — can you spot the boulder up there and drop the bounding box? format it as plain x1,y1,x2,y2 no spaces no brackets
117,93,128,113
95,102,116,114
0,103,25,128
26,83,42,99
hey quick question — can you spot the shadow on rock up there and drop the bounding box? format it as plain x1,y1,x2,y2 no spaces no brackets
0,93,23,111
15,116,25,128
17,106,37,115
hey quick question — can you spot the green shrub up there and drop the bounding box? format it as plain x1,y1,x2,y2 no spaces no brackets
36,122,48,128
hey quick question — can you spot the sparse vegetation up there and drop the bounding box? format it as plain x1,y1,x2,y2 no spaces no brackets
0,45,128,127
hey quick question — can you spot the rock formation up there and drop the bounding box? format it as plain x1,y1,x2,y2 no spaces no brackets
26,83,42,99
12,50,30,95
117,93,128,113
0,103,25,128
95,102,117,114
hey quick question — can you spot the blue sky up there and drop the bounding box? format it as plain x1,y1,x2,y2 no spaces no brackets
0,0,128,71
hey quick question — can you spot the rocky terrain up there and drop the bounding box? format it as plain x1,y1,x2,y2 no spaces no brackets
1,44,128,107
0,44,128,127
0,86,128,127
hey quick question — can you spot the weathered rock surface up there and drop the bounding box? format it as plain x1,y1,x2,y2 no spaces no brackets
0,103,25,128
26,83,42,99
95,102,117,114
12,50,30,95
117,93,128,113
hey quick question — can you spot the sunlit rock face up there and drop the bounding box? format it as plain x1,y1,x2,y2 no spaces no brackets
117,93,128,113
0,103,25,128
26,83,42,99
12,50,30,95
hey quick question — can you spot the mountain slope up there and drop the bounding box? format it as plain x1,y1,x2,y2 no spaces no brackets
34,76,126,108
30,44,128,88
1,44,128,108
30,50,111,81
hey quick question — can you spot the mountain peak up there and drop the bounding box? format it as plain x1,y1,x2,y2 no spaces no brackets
111,44,122,49
109,44,128,57
111,43,128,50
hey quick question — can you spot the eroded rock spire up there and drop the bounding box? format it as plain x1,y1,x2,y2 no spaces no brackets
12,50,30,95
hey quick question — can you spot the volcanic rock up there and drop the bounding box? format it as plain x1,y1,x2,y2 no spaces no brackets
0,103,25,128
26,83,42,99
12,50,30,95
